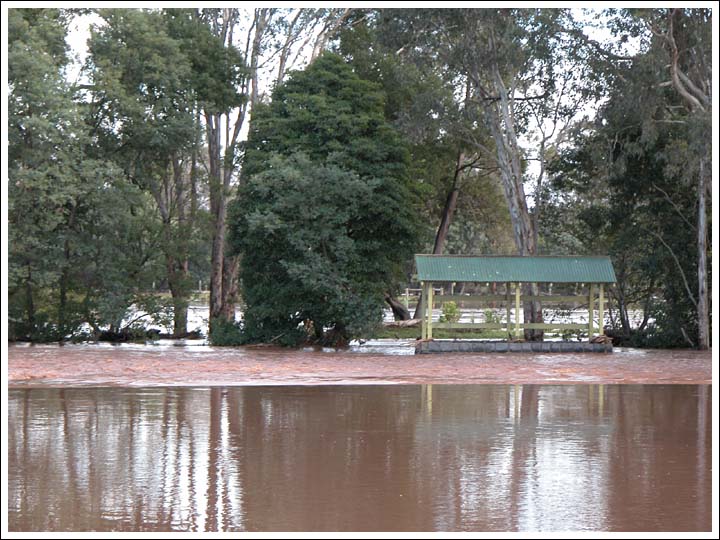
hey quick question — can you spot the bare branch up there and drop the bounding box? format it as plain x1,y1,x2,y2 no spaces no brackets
677,67,710,108
470,91,550,104
667,9,707,112
311,8,352,60
651,183,696,231
646,227,697,308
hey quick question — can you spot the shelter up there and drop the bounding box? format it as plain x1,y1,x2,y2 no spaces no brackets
415,255,617,343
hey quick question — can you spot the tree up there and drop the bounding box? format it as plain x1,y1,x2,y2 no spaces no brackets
229,53,420,345
8,8,162,340
642,8,711,348
546,19,709,347
87,9,200,336
336,9,499,319
338,9,596,336
544,7,712,349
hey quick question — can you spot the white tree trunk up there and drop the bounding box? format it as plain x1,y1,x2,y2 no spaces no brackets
697,159,709,349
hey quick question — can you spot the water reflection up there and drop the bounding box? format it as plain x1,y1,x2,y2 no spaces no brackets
8,385,711,532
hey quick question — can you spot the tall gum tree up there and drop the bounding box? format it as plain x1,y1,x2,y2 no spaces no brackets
181,8,349,333
589,7,711,348
358,9,589,338
87,9,198,336
649,8,711,349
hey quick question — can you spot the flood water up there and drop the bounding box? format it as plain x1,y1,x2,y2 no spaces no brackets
8,384,711,532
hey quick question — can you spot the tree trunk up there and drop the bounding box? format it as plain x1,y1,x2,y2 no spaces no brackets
486,51,543,340
25,269,35,335
172,157,190,337
385,293,411,321
207,9,271,335
207,112,226,326
276,11,302,85
413,150,466,319
220,254,239,321
172,296,188,337
521,282,544,341
168,262,189,337
697,159,709,349
432,179,461,254
190,108,200,221
58,203,77,338
59,243,70,337
209,215,226,323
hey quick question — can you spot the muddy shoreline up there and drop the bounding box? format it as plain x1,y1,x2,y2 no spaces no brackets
8,342,712,387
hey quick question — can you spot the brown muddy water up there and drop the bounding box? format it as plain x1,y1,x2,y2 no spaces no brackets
8,342,713,385
8,384,711,532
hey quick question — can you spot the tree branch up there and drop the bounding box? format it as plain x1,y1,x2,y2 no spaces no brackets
667,9,707,112
651,183,697,232
646,228,697,308
563,27,635,61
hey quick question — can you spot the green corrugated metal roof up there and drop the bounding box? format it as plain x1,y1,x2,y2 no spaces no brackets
415,255,616,283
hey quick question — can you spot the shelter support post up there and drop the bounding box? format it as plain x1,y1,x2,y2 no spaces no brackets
588,283,595,341
515,282,521,339
427,282,434,339
598,284,605,336
421,282,426,340
506,282,511,341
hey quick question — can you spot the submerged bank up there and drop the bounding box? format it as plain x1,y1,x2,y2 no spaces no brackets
8,342,712,387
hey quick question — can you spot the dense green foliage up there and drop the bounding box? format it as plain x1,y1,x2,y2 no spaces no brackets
336,11,515,256
87,9,216,336
229,54,420,345
544,9,711,347
8,9,163,340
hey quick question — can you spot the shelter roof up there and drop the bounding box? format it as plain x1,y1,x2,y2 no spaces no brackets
415,255,617,283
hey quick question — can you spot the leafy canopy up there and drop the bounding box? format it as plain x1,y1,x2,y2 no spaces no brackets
230,53,420,345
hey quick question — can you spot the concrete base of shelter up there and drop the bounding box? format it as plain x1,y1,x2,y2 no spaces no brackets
415,340,612,354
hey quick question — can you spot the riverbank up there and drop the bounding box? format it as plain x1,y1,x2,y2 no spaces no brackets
8,342,712,387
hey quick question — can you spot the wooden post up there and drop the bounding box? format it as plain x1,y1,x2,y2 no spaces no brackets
598,283,605,336
427,384,433,415
515,282,521,338
506,282,511,341
421,282,426,340
588,283,595,341
427,282,434,339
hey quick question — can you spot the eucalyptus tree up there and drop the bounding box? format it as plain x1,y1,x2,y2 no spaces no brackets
545,7,711,348
336,9,502,319
339,9,596,336
180,8,349,333
86,9,203,336
641,8,711,349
